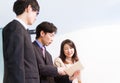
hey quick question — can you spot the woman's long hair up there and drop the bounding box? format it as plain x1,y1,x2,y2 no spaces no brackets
59,39,79,63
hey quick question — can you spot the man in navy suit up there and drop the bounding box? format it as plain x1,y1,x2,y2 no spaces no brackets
33,21,66,83
2,0,40,83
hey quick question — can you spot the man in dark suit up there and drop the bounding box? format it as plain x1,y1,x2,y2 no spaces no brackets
2,0,40,83
33,21,66,83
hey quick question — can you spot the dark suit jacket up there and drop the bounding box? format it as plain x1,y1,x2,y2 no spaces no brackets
2,20,40,83
54,75,72,83
33,41,59,83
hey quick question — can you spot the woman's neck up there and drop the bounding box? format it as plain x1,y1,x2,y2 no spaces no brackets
65,57,73,64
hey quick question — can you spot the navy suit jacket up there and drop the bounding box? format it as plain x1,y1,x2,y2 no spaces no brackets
2,20,40,83
33,41,59,83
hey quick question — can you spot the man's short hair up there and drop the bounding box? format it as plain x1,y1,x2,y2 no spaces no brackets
13,0,40,15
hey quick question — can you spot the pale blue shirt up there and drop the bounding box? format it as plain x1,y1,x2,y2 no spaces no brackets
35,40,44,49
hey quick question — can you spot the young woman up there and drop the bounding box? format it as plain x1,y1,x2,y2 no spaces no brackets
54,39,83,83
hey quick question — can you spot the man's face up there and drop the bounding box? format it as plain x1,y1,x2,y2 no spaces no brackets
41,32,55,46
26,5,39,25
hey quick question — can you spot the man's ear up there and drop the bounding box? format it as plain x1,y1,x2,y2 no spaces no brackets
25,5,32,13
40,31,45,37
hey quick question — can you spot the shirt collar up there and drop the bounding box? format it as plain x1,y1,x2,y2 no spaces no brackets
14,18,28,30
35,40,44,48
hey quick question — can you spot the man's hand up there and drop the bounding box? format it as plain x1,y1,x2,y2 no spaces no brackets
57,67,66,75
69,70,80,80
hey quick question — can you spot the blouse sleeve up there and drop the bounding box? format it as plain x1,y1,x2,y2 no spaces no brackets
54,57,65,67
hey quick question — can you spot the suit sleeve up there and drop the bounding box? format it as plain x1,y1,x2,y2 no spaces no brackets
4,27,25,83
54,58,72,83
32,44,59,77
38,64,59,77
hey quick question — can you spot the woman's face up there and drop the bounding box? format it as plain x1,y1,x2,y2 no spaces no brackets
63,44,74,58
